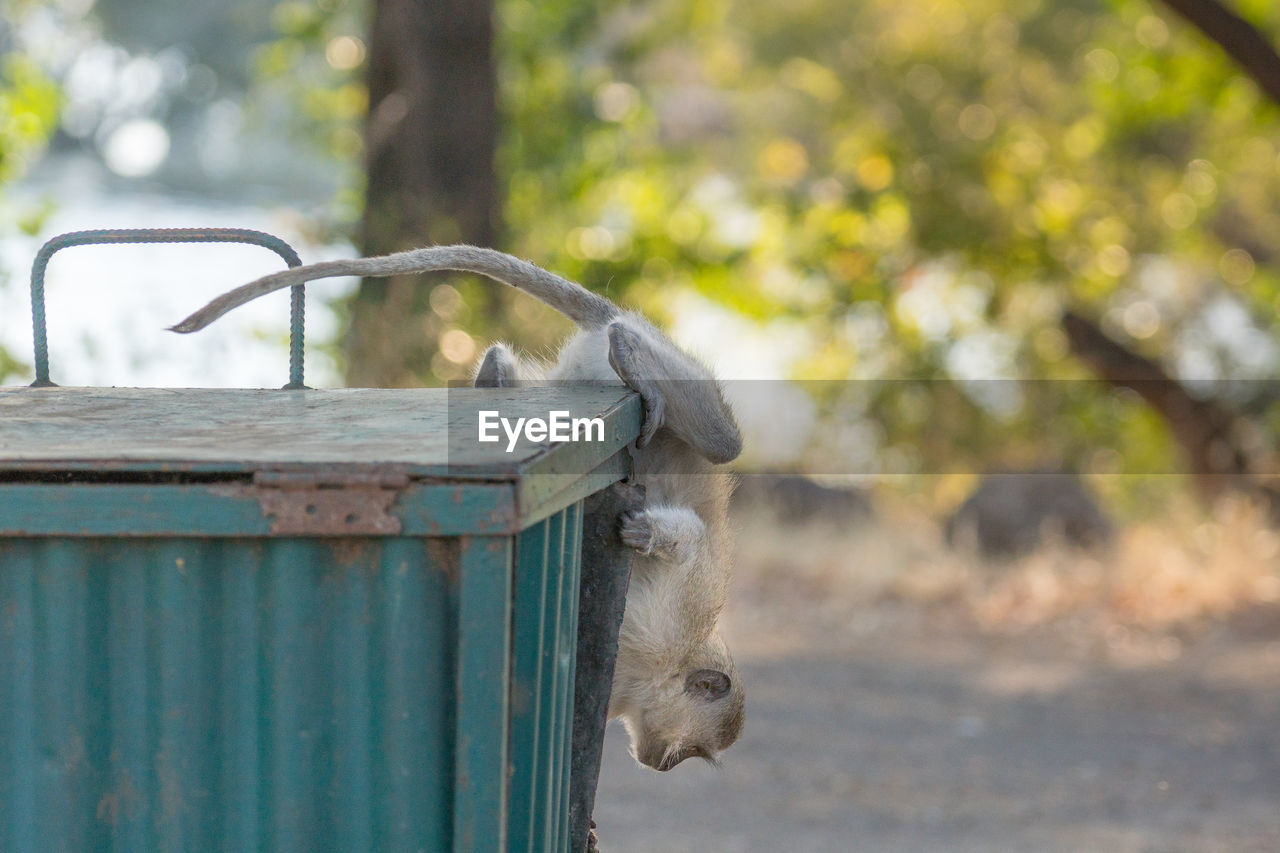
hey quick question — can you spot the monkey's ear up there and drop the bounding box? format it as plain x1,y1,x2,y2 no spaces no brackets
684,669,731,701
474,344,515,388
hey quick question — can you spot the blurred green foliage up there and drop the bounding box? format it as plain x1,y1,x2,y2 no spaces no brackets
0,57,59,188
253,0,1280,502
249,0,368,238
0,2,63,381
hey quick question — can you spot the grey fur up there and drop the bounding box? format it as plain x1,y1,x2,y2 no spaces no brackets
169,244,616,333
473,342,515,389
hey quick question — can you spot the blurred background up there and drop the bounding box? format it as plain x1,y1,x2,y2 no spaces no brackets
2,0,1279,848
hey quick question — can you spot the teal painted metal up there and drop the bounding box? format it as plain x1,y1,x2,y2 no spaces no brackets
555,507,586,845
510,508,579,852
508,517,550,850
505,501,590,852
0,537,459,850
453,535,513,852
0,482,522,538
0,384,640,852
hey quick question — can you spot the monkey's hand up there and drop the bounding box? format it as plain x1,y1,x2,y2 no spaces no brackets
619,506,705,563
619,509,656,553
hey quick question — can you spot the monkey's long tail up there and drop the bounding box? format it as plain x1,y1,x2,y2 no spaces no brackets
168,244,618,334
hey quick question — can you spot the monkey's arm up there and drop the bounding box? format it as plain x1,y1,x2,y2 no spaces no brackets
619,505,706,563
618,505,726,643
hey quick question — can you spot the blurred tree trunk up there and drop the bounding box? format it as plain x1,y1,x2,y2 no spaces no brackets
347,0,500,387
1061,310,1279,510
1121,0,1280,509
1156,0,1280,107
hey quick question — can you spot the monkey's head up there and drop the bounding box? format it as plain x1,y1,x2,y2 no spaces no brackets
619,636,745,771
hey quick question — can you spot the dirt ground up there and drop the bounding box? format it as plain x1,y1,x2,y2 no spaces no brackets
591,602,1280,852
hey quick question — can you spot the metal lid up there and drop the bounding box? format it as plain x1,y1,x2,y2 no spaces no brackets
0,385,639,480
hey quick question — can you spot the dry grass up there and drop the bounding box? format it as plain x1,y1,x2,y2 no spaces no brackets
731,491,1280,638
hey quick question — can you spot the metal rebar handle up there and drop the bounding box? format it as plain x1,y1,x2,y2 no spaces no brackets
29,227,306,389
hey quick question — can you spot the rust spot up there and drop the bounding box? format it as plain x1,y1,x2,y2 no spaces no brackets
426,539,459,587
96,769,139,827
248,470,408,536
258,488,401,536
62,731,86,774
96,792,119,827
510,680,532,715
329,539,371,568
207,483,253,500
155,748,188,824
456,736,471,791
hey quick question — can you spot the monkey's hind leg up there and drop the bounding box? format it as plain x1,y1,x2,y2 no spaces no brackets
604,324,665,448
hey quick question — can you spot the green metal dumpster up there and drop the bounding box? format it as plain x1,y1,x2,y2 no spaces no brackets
0,381,641,852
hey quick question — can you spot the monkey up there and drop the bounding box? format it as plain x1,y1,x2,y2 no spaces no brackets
169,245,745,771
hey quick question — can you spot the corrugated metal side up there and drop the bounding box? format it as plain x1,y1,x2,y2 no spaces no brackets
452,534,513,852
0,536,461,852
507,502,582,853
555,503,583,851
507,517,550,851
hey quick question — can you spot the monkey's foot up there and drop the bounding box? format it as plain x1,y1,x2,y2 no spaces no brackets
606,322,665,448
587,818,601,853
